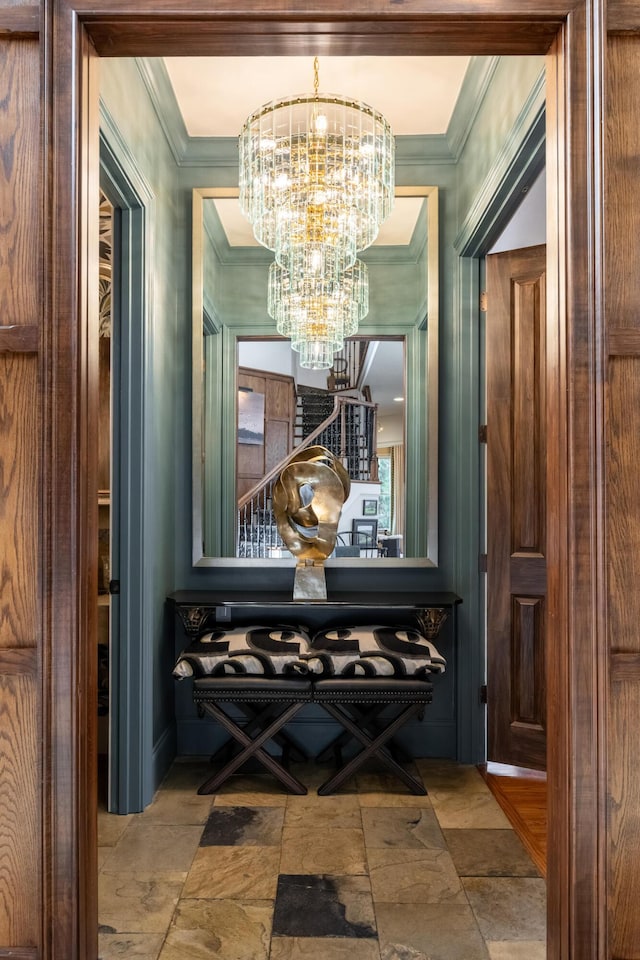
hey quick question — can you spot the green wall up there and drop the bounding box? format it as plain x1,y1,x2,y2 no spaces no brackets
99,54,545,805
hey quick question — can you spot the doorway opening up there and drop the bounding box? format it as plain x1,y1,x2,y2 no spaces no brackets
40,6,607,956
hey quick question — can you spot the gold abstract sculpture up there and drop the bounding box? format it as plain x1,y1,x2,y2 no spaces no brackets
272,445,350,600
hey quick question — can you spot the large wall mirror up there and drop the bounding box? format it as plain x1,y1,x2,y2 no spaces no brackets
192,185,439,567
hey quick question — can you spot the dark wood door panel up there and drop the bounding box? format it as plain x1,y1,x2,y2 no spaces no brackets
487,244,547,770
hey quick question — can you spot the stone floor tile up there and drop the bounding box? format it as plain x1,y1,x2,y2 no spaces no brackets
270,937,381,959
362,806,445,849
285,793,362,829
428,789,512,829
98,808,133,847
200,805,284,845
376,902,490,960
416,760,490,794
139,786,213,825
279,826,367,875
443,828,540,877
98,875,183,934
356,772,433,808
289,761,358,794
212,774,289,806
272,874,376,938
157,759,212,791
100,822,203,880
487,941,547,959
97,932,164,960
368,846,466,904
158,898,272,960
463,877,547,941
182,845,281,899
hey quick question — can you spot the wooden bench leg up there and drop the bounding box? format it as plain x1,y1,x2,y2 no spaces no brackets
316,702,427,796
316,702,411,764
196,700,308,795
209,702,308,765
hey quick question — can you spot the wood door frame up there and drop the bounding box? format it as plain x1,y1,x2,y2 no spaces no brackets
43,3,605,958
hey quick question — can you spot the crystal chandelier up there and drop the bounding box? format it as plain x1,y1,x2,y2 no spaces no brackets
239,58,395,369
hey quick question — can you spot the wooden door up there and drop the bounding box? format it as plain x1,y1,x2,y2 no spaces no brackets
486,244,547,770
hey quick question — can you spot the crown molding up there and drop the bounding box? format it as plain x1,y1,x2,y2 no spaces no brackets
445,56,500,160
135,56,504,170
454,68,546,255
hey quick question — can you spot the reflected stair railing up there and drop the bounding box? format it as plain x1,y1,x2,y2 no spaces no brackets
237,396,378,559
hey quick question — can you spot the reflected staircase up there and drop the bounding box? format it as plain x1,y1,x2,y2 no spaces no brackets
237,342,378,558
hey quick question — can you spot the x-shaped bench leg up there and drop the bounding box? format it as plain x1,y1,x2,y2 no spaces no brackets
209,702,308,765
316,703,411,765
196,700,308,795
316,702,427,796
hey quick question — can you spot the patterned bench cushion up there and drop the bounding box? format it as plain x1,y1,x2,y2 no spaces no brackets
307,625,446,678
174,623,446,680
173,625,314,679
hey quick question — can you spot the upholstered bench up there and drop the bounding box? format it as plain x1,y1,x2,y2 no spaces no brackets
173,620,447,796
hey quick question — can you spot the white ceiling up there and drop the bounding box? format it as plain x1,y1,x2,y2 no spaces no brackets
172,56,469,247
163,55,470,138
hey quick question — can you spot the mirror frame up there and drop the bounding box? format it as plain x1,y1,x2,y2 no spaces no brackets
192,185,439,567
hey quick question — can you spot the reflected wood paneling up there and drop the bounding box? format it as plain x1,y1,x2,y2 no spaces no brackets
0,674,40,949
0,356,39,649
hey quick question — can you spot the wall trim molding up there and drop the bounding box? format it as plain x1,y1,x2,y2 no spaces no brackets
152,724,177,793
454,68,546,256
100,102,156,813
446,56,500,160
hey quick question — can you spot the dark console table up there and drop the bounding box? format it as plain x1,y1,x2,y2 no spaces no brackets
169,590,462,795
168,589,461,639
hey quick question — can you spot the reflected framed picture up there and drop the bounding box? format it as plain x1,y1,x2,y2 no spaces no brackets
352,518,378,545
362,499,378,516
237,387,265,445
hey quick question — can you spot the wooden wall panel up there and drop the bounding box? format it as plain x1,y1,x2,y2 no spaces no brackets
0,35,41,959
0,357,39,648
609,679,640,959
609,1,640,33
0,673,39,949
606,34,640,960
607,358,640,650
0,40,40,323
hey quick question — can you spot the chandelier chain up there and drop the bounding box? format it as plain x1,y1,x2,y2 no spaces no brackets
313,57,319,98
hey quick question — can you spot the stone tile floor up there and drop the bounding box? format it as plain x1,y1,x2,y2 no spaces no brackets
97,758,546,960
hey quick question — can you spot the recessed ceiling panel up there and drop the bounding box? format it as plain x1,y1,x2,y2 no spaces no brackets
164,56,470,138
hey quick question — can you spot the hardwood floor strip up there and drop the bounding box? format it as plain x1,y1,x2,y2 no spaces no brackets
479,762,547,878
